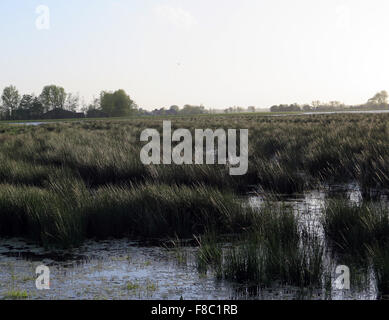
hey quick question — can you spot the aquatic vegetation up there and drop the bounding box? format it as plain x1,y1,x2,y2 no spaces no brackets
165,238,191,266
145,280,158,293
195,234,223,278
323,200,389,259
223,205,324,288
1,113,389,194
3,290,29,300
1,113,389,299
194,204,324,289
125,281,140,291
368,246,389,298
323,200,389,298
0,178,255,247
85,182,254,239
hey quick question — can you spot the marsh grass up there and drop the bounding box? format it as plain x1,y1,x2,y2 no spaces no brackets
0,175,255,247
323,200,389,259
3,114,389,297
323,200,389,298
195,234,223,278
250,157,307,194
2,112,389,284
2,114,389,194
367,246,389,298
85,183,254,239
2,289,29,300
197,204,324,289
0,182,86,248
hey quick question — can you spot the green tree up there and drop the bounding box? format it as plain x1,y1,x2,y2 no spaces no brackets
30,98,44,119
169,105,179,114
39,85,66,112
64,93,79,112
100,89,136,117
181,104,206,115
14,94,35,120
19,94,34,110
368,90,388,105
1,85,20,118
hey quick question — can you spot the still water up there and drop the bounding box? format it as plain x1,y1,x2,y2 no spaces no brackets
0,184,381,300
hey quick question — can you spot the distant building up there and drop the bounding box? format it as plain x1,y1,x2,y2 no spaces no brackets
86,109,109,118
41,108,85,119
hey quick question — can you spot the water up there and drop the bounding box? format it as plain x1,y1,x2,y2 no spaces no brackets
9,122,50,126
0,238,377,300
0,184,382,300
0,239,237,300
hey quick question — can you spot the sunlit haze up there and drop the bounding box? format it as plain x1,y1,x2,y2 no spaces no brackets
1,0,389,110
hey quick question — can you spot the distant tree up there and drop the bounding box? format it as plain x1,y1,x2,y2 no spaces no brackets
86,108,108,118
329,101,343,108
289,103,301,111
270,105,279,112
368,90,388,105
1,85,20,118
64,93,80,112
11,94,44,120
169,105,179,114
181,104,206,115
158,107,167,115
137,108,150,116
312,101,321,109
86,97,100,111
302,104,312,112
29,98,44,119
270,104,301,112
39,85,66,112
13,94,34,120
100,89,136,117
19,94,34,110
248,106,256,112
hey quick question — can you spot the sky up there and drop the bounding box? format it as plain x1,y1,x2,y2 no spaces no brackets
1,0,389,110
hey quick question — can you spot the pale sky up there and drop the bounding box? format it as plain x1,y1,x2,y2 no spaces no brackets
1,0,389,110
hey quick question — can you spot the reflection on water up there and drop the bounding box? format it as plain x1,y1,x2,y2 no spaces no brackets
9,122,49,126
0,239,236,300
0,183,384,300
0,237,378,300
248,183,381,300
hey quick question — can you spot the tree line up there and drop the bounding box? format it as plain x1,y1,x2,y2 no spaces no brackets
137,104,207,116
270,91,389,113
0,85,211,120
0,85,138,120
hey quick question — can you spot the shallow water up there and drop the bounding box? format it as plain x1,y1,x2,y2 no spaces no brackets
0,238,238,300
0,184,382,300
0,238,377,300
9,122,50,126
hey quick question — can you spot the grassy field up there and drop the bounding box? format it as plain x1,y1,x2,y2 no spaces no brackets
2,112,389,297
0,110,304,124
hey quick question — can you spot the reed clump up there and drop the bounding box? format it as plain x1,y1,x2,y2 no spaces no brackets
197,204,324,289
323,200,389,297
0,176,255,247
